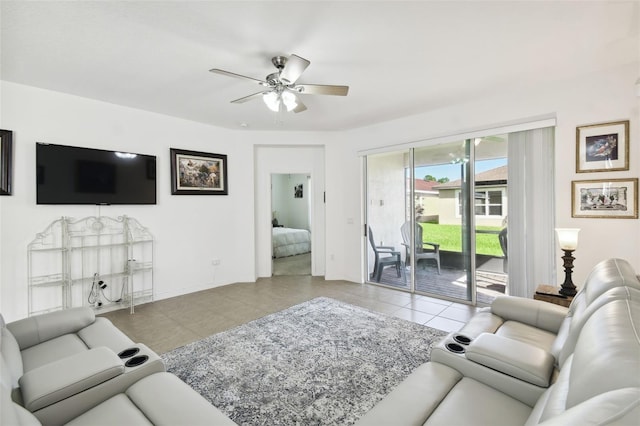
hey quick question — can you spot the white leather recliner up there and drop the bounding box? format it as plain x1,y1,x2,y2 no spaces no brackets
1,366,237,426
356,292,640,425
1,307,237,425
426,258,640,407
457,258,640,360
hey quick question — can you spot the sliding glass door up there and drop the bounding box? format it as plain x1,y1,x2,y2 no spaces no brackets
473,136,509,303
365,136,509,304
365,150,411,290
412,141,474,302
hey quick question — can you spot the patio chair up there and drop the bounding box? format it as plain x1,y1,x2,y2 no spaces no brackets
368,226,402,282
499,227,508,273
400,221,441,274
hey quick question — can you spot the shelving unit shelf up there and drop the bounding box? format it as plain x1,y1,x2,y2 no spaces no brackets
28,215,154,316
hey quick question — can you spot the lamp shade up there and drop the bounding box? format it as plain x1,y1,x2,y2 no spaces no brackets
263,92,280,112
281,91,297,112
555,228,580,250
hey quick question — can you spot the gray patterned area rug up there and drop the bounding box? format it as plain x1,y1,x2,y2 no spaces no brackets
161,297,447,426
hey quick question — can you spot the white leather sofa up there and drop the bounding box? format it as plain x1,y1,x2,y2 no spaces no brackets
427,258,640,404
1,307,237,426
356,289,640,425
457,258,640,363
1,368,237,426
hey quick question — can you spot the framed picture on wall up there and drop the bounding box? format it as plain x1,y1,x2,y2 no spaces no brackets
576,120,629,173
170,148,228,195
571,178,638,219
0,129,13,195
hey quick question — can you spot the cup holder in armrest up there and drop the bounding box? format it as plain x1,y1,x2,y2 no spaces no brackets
124,355,148,368
453,334,473,345
445,342,466,354
118,348,140,359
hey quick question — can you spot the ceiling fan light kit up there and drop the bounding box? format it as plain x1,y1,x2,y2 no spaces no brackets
210,54,349,114
263,90,298,112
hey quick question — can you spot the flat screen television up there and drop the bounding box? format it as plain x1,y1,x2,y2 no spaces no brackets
36,143,157,205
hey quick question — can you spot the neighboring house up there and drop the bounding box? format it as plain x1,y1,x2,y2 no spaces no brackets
413,179,439,222
433,165,507,227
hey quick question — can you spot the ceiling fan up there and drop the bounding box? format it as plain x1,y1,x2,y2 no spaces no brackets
209,54,349,113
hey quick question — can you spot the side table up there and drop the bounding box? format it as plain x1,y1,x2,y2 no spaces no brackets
533,284,575,308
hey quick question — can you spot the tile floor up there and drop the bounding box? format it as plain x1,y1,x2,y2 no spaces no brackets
99,275,479,354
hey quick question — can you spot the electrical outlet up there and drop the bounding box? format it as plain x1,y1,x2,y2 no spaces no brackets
212,259,221,266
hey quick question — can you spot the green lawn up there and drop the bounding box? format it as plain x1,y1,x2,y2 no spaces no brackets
420,223,503,257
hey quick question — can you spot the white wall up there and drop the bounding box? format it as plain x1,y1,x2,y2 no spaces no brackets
0,82,257,321
272,173,310,231
0,82,336,321
366,152,407,271
338,63,640,287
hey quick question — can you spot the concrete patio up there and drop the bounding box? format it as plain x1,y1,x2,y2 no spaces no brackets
372,253,507,305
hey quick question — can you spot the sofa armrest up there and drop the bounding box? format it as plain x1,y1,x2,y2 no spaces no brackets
465,333,555,387
491,296,568,333
7,307,96,350
19,347,124,412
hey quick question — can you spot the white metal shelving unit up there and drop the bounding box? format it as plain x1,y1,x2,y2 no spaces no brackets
27,215,153,316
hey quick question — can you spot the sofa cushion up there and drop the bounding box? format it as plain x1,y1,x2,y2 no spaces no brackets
495,320,557,351
77,318,134,353
555,286,640,369
20,334,88,372
65,394,153,426
354,362,463,425
424,377,531,426
125,372,237,426
7,307,95,350
583,258,640,305
491,296,568,334
566,298,640,408
526,298,640,425
529,388,640,426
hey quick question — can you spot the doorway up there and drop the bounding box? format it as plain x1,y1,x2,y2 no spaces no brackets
271,173,312,276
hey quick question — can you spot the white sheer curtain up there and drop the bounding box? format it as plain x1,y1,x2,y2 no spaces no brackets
506,127,556,297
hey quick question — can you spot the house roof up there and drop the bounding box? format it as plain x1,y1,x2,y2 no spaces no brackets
434,165,508,189
414,179,440,192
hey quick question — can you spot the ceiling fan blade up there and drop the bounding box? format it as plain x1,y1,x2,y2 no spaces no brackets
279,54,310,85
295,84,349,96
209,68,265,85
230,91,266,104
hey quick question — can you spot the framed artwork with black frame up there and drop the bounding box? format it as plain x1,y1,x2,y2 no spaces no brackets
0,129,13,195
571,178,638,219
576,120,629,173
170,148,228,195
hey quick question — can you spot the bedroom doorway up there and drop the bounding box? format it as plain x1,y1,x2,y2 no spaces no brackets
271,173,312,276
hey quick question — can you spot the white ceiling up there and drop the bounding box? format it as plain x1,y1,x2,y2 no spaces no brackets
1,1,638,131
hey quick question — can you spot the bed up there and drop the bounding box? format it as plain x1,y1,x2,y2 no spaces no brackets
272,227,311,258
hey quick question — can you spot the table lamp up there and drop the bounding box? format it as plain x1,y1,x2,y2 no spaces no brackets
555,228,580,296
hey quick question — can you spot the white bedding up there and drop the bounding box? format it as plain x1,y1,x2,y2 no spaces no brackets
272,227,311,258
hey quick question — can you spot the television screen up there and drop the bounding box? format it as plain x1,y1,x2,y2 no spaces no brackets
36,143,157,205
